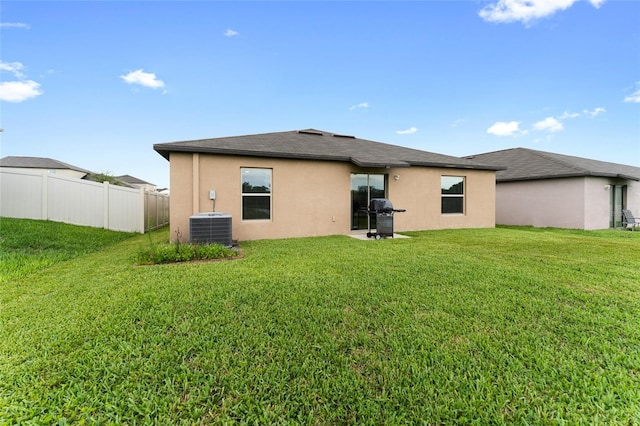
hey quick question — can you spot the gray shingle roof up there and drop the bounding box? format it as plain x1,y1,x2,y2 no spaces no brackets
154,129,502,171
0,156,92,174
466,148,640,182
117,174,153,185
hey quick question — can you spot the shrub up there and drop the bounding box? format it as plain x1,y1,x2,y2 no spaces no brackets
135,242,236,265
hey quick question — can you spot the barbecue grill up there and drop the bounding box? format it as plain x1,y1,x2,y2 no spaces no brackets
366,198,406,239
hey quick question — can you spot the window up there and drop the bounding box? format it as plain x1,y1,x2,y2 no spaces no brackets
441,176,464,214
241,168,272,220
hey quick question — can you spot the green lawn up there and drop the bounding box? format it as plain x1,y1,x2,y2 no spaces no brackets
0,218,136,284
1,219,639,424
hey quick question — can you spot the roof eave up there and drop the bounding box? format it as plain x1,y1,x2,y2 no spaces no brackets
497,172,640,183
410,161,505,171
611,173,640,181
350,157,411,168
153,144,354,163
154,145,505,172
583,171,640,181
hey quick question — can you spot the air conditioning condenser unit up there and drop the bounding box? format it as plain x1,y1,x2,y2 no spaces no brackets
189,212,232,247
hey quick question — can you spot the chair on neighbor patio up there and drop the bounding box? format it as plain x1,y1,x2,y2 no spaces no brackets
622,209,640,231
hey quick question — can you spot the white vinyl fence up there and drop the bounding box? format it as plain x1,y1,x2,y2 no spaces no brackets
0,169,169,233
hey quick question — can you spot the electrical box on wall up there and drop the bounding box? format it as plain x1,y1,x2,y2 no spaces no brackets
209,190,216,200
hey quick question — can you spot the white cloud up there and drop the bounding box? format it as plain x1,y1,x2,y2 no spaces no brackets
479,0,605,24
534,117,564,132
486,121,526,136
583,107,606,117
224,29,239,37
0,80,43,102
558,111,580,119
0,22,31,29
120,69,165,90
0,60,43,102
396,127,418,135
0,61,26,78
487,107,607,135
349,102,368,111
624,83,640,103
557,107,605,120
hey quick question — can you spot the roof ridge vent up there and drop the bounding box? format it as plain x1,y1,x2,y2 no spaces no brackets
332,133,355,139
297,130,323,136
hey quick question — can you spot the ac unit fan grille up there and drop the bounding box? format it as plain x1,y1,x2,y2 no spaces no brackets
189,212,232,247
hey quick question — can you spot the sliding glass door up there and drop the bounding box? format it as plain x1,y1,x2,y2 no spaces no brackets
351,173,386,230
610,184,626,228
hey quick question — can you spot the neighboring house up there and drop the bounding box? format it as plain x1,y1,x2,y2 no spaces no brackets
153,129,503,242
117,174,157,192
0,156,91,180
465,148,640,230
0,157,159,191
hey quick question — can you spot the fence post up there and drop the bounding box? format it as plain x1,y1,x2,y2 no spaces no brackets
153,192,161,228
103,181,110,230
41,171,49,220
139,187,145,233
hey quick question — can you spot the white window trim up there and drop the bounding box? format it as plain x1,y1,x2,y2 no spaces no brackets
241,167,272,221
441,176,465,215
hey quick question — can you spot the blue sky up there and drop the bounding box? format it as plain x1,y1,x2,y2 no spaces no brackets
1,0,639,189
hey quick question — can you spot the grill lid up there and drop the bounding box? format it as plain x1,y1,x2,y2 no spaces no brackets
369,198,394,212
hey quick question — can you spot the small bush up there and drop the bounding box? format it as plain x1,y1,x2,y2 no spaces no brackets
135,242,237,265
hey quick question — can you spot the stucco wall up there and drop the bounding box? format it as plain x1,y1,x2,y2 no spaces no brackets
169,152,496,241
496,178,586,229
496,176,638,230
584,177,614,230
388,166,496,232
627,180,640,216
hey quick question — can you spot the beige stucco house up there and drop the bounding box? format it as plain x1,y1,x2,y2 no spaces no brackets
154,129,503,242
466,148,640,230
0,156,91,180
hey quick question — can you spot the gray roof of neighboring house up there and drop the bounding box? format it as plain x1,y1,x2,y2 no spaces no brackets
154,129,503,171
0,156,92,174
465,148,640,182
117,174,153,185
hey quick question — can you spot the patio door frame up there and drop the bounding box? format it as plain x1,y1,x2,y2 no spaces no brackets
610,184,627,228
350,173,387,230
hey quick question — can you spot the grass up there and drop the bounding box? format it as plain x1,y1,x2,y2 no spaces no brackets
1,219,639,424
0,218,136,284
135,240,237,265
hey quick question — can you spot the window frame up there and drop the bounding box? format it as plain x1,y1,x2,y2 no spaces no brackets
241,167,272,221
441,175,465,215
